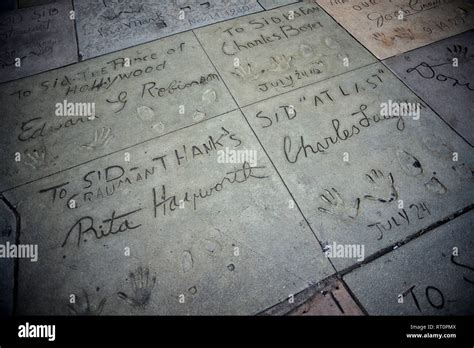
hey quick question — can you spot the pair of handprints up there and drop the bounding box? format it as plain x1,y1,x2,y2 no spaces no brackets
318,169,398,221
68,266,156,315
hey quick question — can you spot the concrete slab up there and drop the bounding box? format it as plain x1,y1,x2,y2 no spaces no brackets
18,0,57,9
384,30,474,146
0,1,77,83
0,195,18,316
316,0,474,60
258,0,301,10
2,110,334,315
74,0,263,60
194,2,377,106
344,211,474,315
0,31,237,192
241,62,474,270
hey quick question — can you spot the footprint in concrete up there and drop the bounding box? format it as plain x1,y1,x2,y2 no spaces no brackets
137,105,155,122
202,88,217,104
299,43,314,58
422,134,454,159
151,122,165,132
323,37,340,50
337,52,349,63
396,149,423,176
182,250,193,273
424,176,447,195
193,110,206,122
137,106,166,132
204,238,222,257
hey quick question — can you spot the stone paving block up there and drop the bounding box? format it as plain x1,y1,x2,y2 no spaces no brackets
288,279,363,315
316,0,474,60
258,0,301,10
74,0,263,60
0,0,77,83
194,2,376,106
1,110,334,315
241,62,474,270
384,30,474,146
262,276,364,315
344,210,474,315
0,31,237,192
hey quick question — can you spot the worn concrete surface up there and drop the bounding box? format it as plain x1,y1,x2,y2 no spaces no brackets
344,211,474,315
0,0,77,83
195,2,377,106
384,30,474,146
18,0,57,9
0,31,236,192
258,0,301,10
316,0,474,60
0,196,17,316
2,110,334,315
74,0,263,60
242,62,474,270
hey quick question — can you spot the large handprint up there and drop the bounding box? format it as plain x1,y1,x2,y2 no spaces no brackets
317,188,360,221
117,267,157,308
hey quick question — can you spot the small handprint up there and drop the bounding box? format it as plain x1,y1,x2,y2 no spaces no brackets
81,127,112,150
30,40,56,57
393,27,415,40
363,169,398,203
269,55,293,72
446,44,474,63
317,188,360,221
0,50,26,68
372,32,394,46
23,146,48,170
231,63,264,81
68,289,106,315
117,267,156,308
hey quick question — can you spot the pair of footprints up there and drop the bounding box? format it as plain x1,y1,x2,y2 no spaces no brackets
317,169,397,221
68,267,156,315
